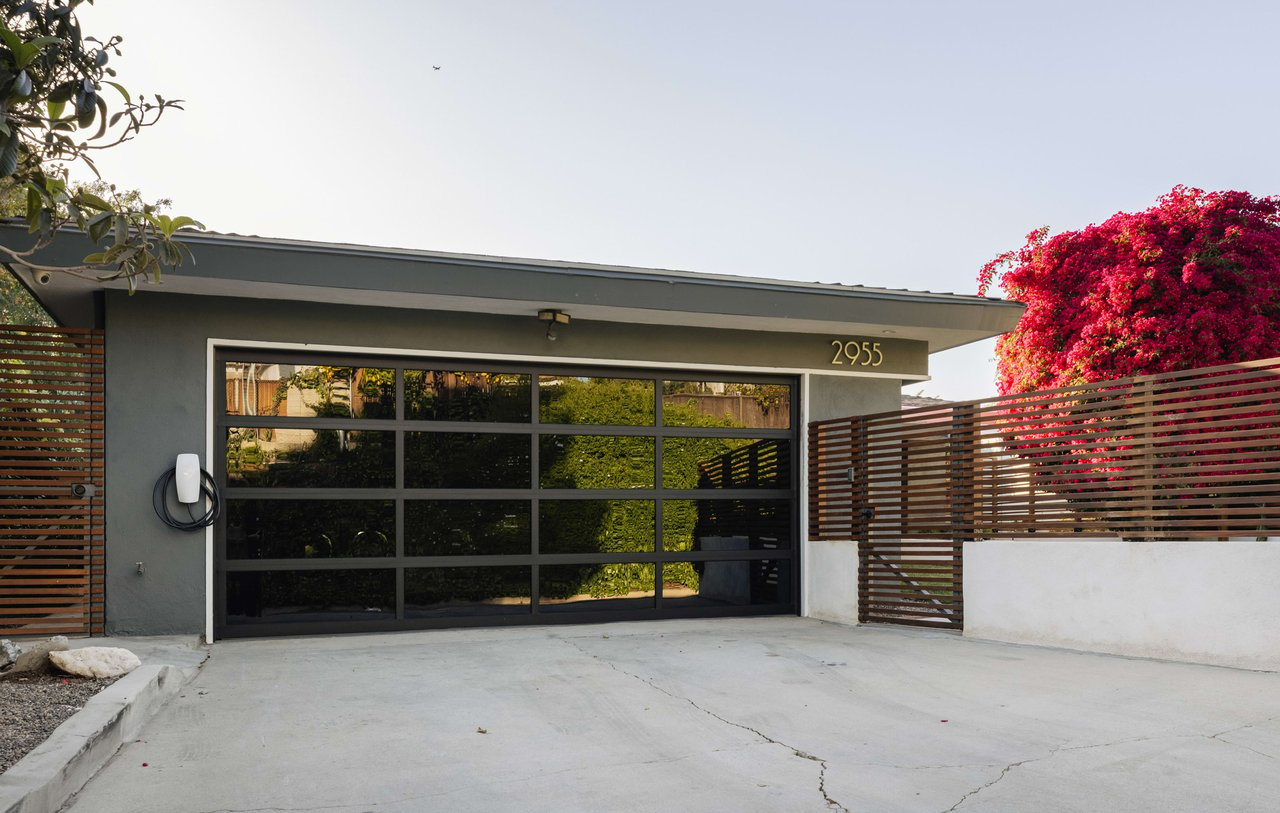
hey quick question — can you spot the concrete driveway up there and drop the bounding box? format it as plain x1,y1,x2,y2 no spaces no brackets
60,618,1280,813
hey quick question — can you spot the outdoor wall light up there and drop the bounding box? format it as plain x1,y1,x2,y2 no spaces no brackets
538,309,570,341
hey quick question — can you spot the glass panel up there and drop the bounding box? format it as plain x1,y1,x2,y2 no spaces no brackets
226,428,394,488
663,438,791,489
661,560,792,607
405,501,530,556
405,432,530,489
405,567,532,617
539,501,655,553
539,436,654,489
662,500,792,552
226,500,394,559
539,564,656,612
224,362,394,419
225,569,395,624
405,370,531,422
662,380,791,429
538,376,655,426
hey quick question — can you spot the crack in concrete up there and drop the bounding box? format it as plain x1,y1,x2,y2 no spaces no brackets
941,722,1280,812
1206,715,1279,761
563,638,849,811
939,735,1169,812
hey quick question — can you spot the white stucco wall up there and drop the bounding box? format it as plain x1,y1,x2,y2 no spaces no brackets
965,539,1280,671
802,539,860,626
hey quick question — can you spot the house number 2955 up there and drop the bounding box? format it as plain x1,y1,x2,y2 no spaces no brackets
830,339,884,367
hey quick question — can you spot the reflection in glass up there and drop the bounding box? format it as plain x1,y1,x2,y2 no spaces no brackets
405,433,530,489
225,569,395,623
663,438,791,489
226,500,394,559
405,501,530,556
538,377,655,426
662,380,791,429
662,500,792,552
540,501,654,553
405,370,531,422
662,560,792,606
539,436,654,489
226,428,394,488
405,567,531,617
539,564,655,612
224,362,394,419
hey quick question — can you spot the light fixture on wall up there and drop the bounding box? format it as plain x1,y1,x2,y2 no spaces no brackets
538,309,570,341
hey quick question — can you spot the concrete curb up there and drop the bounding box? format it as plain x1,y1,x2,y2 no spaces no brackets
0,663,194,813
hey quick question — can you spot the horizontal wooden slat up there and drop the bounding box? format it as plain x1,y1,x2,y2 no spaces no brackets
812,357,1280,631
0,325,105,637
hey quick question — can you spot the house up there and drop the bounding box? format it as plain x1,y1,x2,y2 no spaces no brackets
13,229,1022,640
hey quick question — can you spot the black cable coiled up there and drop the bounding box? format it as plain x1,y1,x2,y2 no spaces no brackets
152,466,222,531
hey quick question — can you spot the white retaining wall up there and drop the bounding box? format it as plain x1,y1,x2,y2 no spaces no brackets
802,539,860,626
964,538,1280,671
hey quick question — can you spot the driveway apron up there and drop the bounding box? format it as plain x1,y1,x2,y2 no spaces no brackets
59,618,1280,813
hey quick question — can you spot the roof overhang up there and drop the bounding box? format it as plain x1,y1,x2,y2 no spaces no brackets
9,227,1024,353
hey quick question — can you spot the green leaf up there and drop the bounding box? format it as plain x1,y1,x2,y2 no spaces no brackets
82,252,108,265
47,98,66,119
165,215,202,235
11,42,37,69
49,80,77,104
75,88,96,128
87,212,112,242
25,35,61,50
103,81,130,104
0,132,18,177
0,25,23,57
91,95,107,139
76,191,112,211
25,185,40,232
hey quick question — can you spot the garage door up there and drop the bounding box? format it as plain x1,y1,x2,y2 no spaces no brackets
215,352,797,637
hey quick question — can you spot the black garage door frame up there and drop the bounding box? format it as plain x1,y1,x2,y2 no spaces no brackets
214,350,799,637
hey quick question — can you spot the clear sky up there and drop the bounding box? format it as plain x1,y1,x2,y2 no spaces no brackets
75,0,1280,400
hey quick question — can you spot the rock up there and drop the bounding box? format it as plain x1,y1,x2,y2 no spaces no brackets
1,635,70,679
0,639,20,671
49,647,142,679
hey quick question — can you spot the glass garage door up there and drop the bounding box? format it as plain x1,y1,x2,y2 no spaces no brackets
215,352,797,637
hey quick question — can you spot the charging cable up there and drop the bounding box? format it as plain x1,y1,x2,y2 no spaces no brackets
152,466,222,531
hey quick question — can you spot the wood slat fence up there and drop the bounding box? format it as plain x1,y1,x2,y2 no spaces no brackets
0,324,105,637
809,357,1280,629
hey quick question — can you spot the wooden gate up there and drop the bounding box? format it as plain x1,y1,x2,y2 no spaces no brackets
808,414,965,629
0,325,105,637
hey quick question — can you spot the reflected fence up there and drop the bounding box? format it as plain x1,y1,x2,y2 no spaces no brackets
808,356,1280,628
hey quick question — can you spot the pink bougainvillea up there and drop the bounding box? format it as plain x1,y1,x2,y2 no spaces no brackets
979,186,1280,395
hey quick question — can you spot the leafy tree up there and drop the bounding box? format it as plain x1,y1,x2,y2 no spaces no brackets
0,0,200,289
0,178,159,324
0,261,48,322
978,186,1280,394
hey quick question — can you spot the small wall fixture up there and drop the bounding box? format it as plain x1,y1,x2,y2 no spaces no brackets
538,309,570,341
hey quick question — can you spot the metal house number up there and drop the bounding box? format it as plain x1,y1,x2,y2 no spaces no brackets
829,339,884,367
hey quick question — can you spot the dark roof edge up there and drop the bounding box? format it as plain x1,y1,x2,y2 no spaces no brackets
171,230,1024,309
